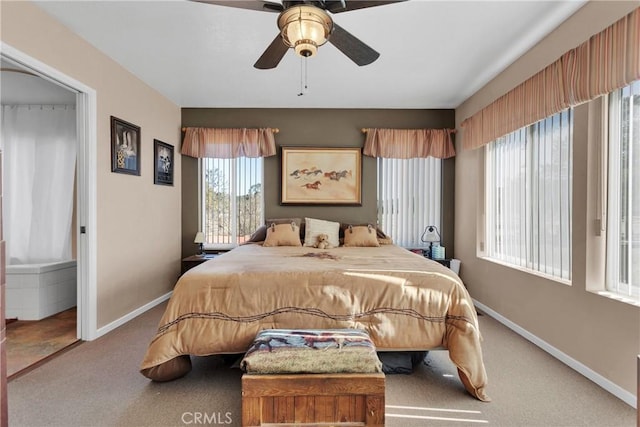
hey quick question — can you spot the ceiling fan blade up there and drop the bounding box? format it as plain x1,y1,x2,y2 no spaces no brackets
324,0,407,13
328,23,379,66
254,34,290,69
191,0,283,13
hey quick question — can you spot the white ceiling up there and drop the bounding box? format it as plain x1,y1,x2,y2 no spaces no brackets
32,0,587,109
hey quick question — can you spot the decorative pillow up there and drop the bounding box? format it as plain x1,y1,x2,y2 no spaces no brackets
245,225,268,243
377,235,393,245
343,224,380,247
241,329,383,374
263,222,302,247
266,217,302,227
375,226,391,240
303,218,340,248
266,217,304,240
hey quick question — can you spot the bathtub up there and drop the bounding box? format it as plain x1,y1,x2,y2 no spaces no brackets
5,259,77,321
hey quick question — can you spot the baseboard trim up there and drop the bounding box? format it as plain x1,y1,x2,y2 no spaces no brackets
96,291,172,338
473,299,637,409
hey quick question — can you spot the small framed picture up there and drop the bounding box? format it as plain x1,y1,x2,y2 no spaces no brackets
111,116,141,175
154,139,174,186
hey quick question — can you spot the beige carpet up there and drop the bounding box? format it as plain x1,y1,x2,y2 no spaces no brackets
7,302,636,427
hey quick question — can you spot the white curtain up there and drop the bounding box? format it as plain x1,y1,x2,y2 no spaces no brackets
1,105,77,264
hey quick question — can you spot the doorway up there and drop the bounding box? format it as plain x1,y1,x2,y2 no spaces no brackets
0,44,98,349
1,58,80,377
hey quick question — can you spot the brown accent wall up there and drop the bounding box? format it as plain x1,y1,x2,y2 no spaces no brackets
455,1,640,399
181,108,455,257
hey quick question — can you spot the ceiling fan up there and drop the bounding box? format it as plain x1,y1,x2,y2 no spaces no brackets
194,1,408,69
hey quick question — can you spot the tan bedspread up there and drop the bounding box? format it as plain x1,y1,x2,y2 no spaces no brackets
140,244,490,401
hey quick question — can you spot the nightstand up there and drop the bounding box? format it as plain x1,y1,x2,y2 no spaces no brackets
432,258,452,267
406,249,461,275
181,254,219,275
432,258,461,275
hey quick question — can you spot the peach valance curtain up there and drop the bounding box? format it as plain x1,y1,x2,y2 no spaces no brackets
181,127,277,158
363,128,456,159
461,7,640,150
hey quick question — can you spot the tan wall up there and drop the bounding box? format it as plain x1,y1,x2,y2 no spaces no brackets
455,1,640,397
1,2,182,329
0,152,7,426
181,108,456,258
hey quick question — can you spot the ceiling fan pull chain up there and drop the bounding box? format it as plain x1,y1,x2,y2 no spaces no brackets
298,56,309,96
298,56,303,96
304,56,309,91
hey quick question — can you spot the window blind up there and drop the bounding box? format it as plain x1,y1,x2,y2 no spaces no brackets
377,157,441,248
607,80,640,299
486,109,573,280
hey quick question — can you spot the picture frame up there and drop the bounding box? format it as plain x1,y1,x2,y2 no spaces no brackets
281,147,362,205
111,116,141,176
154,139,174,186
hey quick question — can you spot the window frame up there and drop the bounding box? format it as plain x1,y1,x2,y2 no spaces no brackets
198,157,264,250
605,81,640,303
483,109,573,283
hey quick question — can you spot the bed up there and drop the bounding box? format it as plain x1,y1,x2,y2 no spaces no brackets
140,242,490,402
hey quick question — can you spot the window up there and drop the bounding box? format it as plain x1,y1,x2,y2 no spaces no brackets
485,109,573,280
376,157,441,248
200,157,263,249
606,80,640,300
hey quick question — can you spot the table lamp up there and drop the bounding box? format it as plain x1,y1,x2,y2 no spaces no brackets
420,225,440,259
194,231,205,256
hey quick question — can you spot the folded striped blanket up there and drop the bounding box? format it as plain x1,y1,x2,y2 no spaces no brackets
241,329,383,374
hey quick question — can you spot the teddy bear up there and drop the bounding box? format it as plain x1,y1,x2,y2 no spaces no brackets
314,233,333,249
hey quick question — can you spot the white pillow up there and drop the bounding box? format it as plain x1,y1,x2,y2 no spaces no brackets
303,218,340,248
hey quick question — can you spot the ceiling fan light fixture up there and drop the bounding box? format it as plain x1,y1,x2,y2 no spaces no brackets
294,41,317,58
278,5,333,58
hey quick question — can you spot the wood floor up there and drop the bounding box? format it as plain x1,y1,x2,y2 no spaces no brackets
6,307,78,379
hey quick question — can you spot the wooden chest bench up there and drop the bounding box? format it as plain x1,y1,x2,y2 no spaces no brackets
240,329,385,427
242,373,385,426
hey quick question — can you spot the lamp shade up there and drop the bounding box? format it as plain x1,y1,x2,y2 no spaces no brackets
420,226,441,243
193,231,205,244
